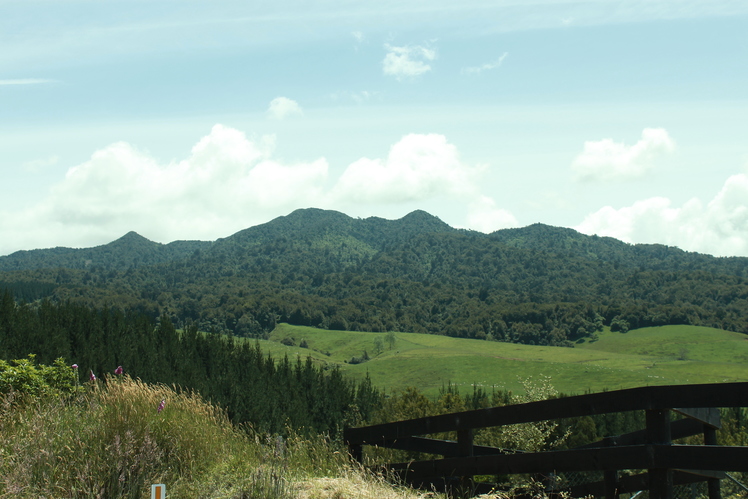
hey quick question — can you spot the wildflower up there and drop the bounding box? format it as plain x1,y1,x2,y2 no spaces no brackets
89,370,96,382
158,399,166,413
114,366,123,375
71,364,78,369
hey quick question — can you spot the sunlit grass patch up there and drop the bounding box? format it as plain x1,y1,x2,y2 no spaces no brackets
263,324,748,397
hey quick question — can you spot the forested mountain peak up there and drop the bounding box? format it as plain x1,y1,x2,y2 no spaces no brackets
217,208,359,246
0,230,212,272
392,209,452,229
216,208,458,250
490,223,630,258
109,231,159,250
492,223,619,247
375,210,458,238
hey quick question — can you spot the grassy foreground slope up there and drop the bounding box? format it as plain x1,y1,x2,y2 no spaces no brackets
263,324,748,397
0,370,431,499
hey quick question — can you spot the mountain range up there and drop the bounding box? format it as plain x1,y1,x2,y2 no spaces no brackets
0,209,461,272
1,208,736,273
2,208,747,345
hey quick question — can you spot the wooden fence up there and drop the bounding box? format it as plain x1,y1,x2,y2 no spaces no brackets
344,382,748,499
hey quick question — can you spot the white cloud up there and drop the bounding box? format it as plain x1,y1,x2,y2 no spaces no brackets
382,44,436,79
266,97,303,120
329,133,520,233
352,31,364,43
330,133,479,204
462,52,508,75
466,195,520,233
572,128,675,182
576,173,748,257
0,124,328,253
0,127,523,255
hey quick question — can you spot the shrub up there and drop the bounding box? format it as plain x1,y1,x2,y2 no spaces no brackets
349,350,370,365
0,356,79,398
610,317,630,333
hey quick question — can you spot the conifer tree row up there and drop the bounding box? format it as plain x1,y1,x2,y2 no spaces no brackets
0,291,380,434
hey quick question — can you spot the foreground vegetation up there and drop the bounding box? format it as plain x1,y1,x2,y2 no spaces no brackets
0,361,432,499
0,359,616,499
3,358,748,498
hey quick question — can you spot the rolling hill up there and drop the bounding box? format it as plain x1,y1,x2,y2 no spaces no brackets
261,323,748,397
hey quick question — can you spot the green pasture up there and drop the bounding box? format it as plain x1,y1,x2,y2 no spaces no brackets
576,324,748,362
258,324,748,398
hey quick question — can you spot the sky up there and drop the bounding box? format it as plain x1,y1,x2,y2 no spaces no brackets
1,0,747,257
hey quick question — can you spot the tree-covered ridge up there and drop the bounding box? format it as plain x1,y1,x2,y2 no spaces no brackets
2,208,748,346
490,223,748,274
0,231,212,272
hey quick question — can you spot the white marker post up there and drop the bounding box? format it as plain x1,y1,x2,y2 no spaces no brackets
151,484,166,499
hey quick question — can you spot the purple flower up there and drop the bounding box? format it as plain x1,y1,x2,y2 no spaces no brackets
114,366,123,375
157,399,166,413
89,370,96,382
71,364,78,370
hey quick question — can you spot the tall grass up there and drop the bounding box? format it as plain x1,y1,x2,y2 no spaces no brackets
0,375,428,499
1,375,245,497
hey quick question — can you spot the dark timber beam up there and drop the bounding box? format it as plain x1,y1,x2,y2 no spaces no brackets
388,445,748,480
345,382,748,446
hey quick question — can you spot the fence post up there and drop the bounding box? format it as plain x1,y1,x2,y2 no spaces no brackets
344,426,363,464
604,437,619,499
457,429,474,457
704,425,722,499
457,429,474,495
348,442,363,463
646,409,673,499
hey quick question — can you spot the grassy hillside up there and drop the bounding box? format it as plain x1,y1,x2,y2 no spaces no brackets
261,324,748,397
575,324,748,362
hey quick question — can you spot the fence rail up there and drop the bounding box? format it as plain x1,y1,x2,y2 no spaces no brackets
344,382,748,499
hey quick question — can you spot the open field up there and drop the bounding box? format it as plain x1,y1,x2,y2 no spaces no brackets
257,324,748,397
575,325,748,362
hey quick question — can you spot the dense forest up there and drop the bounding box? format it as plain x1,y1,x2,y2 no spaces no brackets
0,292,380,435
2,208,748,348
